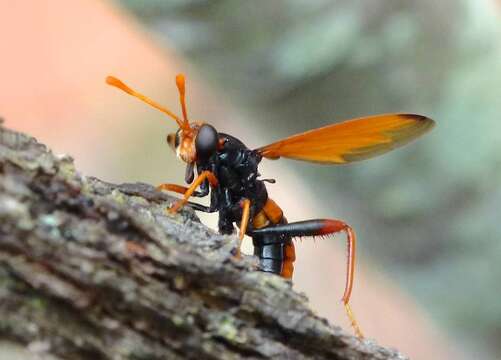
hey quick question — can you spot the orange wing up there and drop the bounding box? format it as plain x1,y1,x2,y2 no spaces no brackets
256,114,435,164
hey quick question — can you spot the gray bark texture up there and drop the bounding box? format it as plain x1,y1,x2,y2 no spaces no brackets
0,121,406,360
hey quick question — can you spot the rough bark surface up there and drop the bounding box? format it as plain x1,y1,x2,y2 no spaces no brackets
0,122,406,360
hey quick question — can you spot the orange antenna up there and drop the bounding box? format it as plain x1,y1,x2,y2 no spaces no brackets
106,76,187,129
175,74,189,129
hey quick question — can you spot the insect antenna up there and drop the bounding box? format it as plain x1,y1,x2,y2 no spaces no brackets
106,76,188,130
175,74,190,129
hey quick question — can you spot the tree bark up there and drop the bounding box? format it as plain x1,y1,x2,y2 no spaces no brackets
0,121,406,359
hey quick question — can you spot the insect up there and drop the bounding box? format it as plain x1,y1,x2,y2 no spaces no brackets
106,74,435,338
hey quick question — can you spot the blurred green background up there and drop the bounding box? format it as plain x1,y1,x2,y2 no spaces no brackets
119,0,501,358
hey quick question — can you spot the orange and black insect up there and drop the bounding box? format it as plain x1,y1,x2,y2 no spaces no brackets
106,74,435,338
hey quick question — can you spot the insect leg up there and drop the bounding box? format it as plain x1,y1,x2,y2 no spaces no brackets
184,201,217,213
169,171,218,213
250,219,363,338
157,184,216,213
234,199,251,258
157,183,207,197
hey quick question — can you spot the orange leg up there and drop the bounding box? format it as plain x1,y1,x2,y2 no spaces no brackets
235,199,251,258
316,221,364,338
169,171,218,213
157,183,189,195
313,221,357,306
344,302,363,339
311,220,363,338
157,183,209,199
158,183,214,212
249,218,363,338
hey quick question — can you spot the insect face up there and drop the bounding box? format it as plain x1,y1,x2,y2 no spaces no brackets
167,123,219,164
169,127,197,164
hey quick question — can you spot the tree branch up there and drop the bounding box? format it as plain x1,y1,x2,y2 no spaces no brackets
0,121,406,359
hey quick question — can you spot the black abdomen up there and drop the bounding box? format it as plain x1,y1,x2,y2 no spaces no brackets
253,240,293,275
251,221,294,278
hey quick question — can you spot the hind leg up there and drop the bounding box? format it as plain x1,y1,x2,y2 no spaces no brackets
250,218,363,338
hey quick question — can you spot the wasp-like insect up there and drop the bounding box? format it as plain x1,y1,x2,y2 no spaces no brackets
106,74,435,338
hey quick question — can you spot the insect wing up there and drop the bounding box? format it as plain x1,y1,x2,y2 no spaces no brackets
256,114,434,164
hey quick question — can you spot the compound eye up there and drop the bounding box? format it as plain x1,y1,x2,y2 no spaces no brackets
167,130,182,151
195,124,218,159
167,133,175,150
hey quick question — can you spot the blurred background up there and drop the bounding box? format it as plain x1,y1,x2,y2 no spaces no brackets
1,0,500,359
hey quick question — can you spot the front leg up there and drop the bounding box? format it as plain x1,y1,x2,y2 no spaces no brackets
169,171,218,213
157,184,216,213
157,183,208,197
184,201,217,213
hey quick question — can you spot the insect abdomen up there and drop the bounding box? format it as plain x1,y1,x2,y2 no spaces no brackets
251,198,295,278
